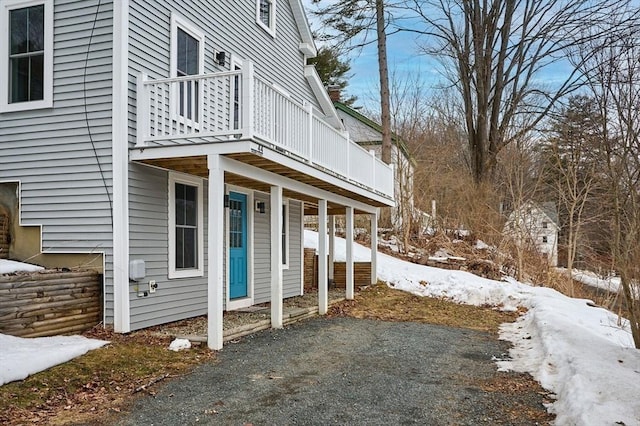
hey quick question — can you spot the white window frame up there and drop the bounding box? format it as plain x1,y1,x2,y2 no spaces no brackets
256,0,276,37
0,0,53,113
282,198,289,269
168,172,204,279
170,13,205,128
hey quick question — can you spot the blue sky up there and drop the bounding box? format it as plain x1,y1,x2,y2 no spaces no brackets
302,0,439,109
300,1,615,114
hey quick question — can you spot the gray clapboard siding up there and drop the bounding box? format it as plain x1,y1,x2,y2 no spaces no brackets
124,0,318,327
0,0,115,323
283,200,302,298
128,164,210,330
253,196,303,304
253,192,271,304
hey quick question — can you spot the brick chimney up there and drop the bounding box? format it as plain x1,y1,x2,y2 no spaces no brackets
327,85,341,102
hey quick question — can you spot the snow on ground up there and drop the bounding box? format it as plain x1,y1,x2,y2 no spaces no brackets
571,268,621,293
0,334,108,386
305,230,640,426
0,259,44,274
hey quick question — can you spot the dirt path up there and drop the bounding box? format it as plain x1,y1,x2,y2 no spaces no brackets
115,317,553,425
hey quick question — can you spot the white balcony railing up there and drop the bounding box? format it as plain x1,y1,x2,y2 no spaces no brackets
136,61,394,199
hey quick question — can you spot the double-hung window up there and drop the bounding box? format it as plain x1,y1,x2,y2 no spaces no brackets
169,173,204,278
170,14,204,124
256,0,276,36
1,0,53,112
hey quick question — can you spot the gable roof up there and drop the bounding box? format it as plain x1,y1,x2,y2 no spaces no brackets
540,202,559,226
289,0,317,57
510,200,559,228
334,101,415,165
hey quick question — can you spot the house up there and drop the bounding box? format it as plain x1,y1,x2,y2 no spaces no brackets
505,201,559,266
0,0,394,349
331,96,416,230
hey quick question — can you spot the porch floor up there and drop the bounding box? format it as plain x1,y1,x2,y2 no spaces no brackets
146,289,347,344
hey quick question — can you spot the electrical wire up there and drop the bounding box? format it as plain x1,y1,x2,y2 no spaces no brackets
83,0,113,227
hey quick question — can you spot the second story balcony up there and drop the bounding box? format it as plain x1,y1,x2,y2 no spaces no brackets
134,61,394,203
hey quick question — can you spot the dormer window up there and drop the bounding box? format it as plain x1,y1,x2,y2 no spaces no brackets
257,0,276,36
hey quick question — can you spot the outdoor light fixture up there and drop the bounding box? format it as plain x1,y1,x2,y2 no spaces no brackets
216,51,226,66
255,201,266,214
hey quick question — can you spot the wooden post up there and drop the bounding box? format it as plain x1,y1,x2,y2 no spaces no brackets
318,199,328,315
207,154,225,350
270,185,283,329
345,206,354,300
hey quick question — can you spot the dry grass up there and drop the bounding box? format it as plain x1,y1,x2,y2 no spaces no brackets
0,327,214,426
329,281,521,334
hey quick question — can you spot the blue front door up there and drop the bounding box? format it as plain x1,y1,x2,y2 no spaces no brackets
229,192,248,299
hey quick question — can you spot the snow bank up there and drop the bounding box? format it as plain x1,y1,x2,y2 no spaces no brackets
304,230,640,425
0,259,44,274
0,334,108,386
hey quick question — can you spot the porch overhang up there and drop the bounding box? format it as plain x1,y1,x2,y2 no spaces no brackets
130,138,395,213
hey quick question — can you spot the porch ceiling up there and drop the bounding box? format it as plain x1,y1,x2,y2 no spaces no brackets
136,152,386,215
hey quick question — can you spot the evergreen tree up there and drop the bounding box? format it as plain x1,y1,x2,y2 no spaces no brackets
308,46,357,106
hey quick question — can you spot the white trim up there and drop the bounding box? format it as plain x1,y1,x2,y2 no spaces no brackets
207,154,225,350
328,215,335,281
112,0,130,333
371,212,378,285
303,65,343,130
270,185,283,328
317,199,328,315
225,185,255,311
281,198,290,270
170,13,205,128
289,0,317,56
129,141,394,208
0,0,53,113
222,155,383,214
345,206,354,300
168,172,204,279
256,0,277,37
299,201,304,296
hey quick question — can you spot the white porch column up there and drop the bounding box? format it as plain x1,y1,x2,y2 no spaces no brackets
328,215,335,284
318,199,328,315
345,206,354,300
207,154,225,350
371,211,378,285
270,185,283,329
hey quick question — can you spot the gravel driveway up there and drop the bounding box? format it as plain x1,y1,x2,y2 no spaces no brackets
116,317,551,425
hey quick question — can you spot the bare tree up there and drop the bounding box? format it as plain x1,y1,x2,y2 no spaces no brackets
403,0,637,185
310,0,396,164
578,25,640,348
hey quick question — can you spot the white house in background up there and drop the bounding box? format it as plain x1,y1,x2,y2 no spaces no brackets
0,0,394,349
505,201,559,266
332,100,416,229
